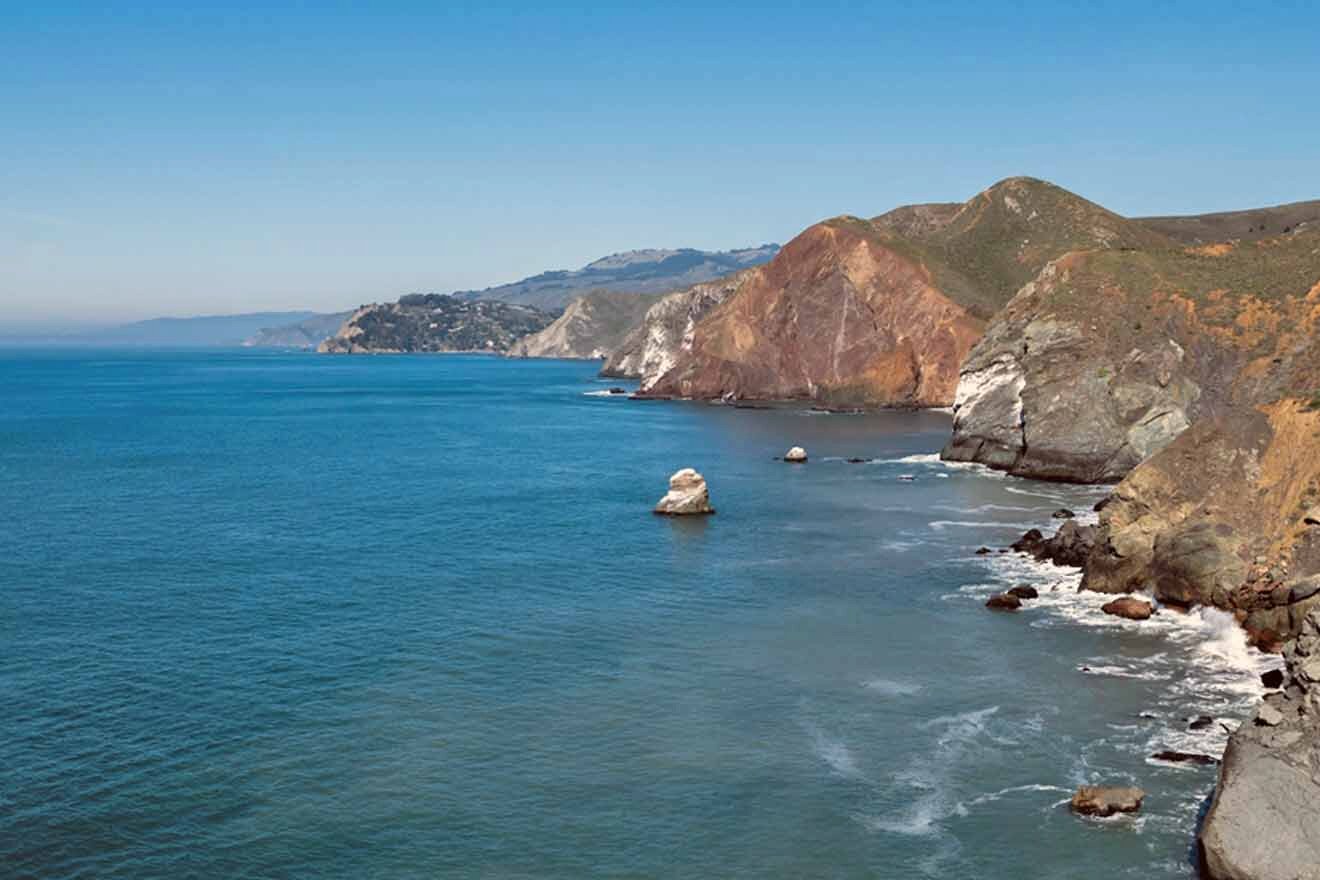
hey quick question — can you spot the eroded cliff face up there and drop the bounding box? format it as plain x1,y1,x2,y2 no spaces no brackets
507,291,663,360
598,271,754,385
641,222,986,407
637,177,1176,408
944,232,1320,481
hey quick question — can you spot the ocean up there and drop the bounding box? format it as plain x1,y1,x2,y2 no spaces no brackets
2,350,1275,878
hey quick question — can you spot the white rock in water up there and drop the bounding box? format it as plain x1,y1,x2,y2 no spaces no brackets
784,446,807,463
654,468,714,516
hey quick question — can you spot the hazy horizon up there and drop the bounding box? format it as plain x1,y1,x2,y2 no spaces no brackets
4,1,1319,328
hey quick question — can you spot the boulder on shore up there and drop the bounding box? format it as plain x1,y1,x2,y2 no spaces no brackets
1070,785,1144,817
985,593,1022,611
653,468,715,516
1199,607,1320,879
1102,597,1155,620
784,446,808,463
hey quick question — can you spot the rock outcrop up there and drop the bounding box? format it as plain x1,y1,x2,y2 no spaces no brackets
1081,399,1320,639
318,297,552,354
639,178,1174,408
1070,785,1144,816
1011,521,1097,568
507,291,663,360
944,228,1320,481
1199,607,1320,880
653,469,714,516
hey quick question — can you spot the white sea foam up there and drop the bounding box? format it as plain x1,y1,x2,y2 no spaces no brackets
861,678,923,697
953,783,1073,816
806,724,867,782
581,389,629,397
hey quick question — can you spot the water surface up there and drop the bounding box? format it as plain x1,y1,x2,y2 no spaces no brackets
2,350,1268,878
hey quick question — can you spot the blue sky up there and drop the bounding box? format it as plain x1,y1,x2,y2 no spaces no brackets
3,1,1318,327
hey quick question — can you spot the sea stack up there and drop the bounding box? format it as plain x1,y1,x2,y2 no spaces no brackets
654,468,715,516
784,446,807,463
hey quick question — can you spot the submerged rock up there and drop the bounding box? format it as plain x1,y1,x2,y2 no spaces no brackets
653,469,714,516
1151,750,1218,766
1199,607,1320,879
1189,715,1215,730
985,593,1022,611
1070,785,1144,817
1052,508,1075,519
1007,585,1039,599
784,446,808,463
1101,597,1154,620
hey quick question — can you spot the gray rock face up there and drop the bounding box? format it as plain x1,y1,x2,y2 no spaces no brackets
653,469,714,516
507,291,663,360
599,271,754,384
941,263,1199,483
1150,522,1248,608
1199,607,1320,880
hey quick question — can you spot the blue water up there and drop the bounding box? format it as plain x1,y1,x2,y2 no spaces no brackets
3,350,1271,878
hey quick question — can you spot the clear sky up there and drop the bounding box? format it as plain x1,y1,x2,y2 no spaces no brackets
3,1,1318,328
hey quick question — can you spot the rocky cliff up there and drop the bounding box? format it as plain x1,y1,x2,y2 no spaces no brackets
639,177,1175,408
599,271,756,385
317,296,552,354
944,229,1320,481
1080,399,1320,640
506,291,664,360
1198,606,1320,880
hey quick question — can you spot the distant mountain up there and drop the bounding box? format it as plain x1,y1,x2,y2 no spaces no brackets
36,311,327,347
1137,199,1320,244
243,312,353,349
449,245,779,312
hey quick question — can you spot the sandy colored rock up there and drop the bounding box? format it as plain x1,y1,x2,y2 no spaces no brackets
653,468,714,516
784,446,807,463
1070,785,1144,816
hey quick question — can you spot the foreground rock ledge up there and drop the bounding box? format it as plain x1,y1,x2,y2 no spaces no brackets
1070,785,1144,817
653,468,715,516
1199,607,1320,880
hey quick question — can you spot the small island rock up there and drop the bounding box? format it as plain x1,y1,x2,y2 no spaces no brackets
1070,785,1144,817
654,468,715,516
784,446,808,463
985,593,1022,611
1102,597,1155,620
